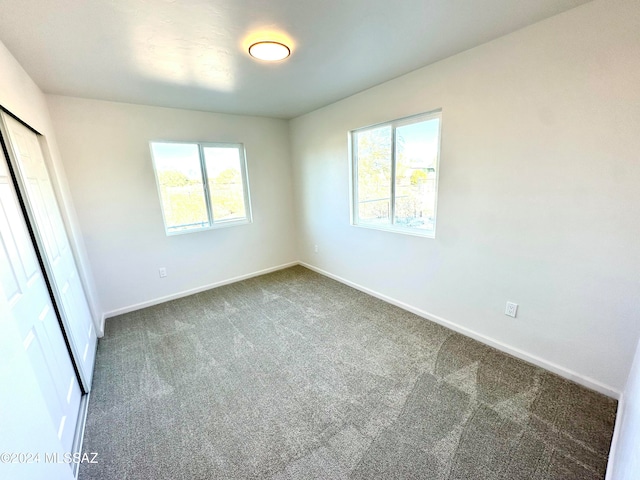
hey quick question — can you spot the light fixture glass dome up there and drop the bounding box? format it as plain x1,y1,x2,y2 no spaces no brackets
248,41,291,61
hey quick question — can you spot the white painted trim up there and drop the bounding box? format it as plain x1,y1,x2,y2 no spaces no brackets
71,392,91,480
299,261,621,399
102,262,299,320
98,314,105,338
98,258,620,399
605,392,625,480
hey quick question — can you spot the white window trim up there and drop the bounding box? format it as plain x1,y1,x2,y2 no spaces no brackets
350,109,442,238
150,140,253,236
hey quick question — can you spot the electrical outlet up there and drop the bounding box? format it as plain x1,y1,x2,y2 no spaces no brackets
505,302,518,318
159,267,167,278
314,244,319,253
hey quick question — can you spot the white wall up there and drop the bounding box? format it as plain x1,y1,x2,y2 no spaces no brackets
46,96,298,318
290,0,640,394
0,41,102,330
609,338,640,479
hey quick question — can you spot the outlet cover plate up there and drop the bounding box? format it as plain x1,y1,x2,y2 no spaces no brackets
505,302,518,318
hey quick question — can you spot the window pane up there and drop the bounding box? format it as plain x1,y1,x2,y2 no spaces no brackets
355,126,392,225
203,146,247,222
151,142,209,233
394,118,440,232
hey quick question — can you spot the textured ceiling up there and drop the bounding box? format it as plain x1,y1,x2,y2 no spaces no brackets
0,0,591,119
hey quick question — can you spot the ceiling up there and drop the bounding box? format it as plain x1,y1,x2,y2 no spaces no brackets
0,0,591,119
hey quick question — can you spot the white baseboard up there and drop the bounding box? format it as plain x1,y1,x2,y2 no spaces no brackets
95,258,623,476
605,392,624,479
300,261,621,399
101,262,299,321
98,258,620,399
98,314,105,338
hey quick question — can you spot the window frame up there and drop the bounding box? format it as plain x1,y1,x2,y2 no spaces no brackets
150,140,253,236
350,109,442,238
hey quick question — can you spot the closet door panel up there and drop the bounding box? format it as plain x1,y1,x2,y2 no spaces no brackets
1,113,96,388
0,156,81,453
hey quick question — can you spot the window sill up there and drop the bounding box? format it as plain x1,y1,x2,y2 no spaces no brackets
166,218,252,236
351,222,435,238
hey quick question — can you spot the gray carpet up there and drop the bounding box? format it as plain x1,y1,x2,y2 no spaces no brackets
79,266,617,479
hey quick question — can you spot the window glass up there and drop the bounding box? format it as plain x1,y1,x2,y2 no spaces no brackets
203,146,246,222
150,142,251,235
356,125,392,225
151,142,208,233
351,111,441,237
394,118,440,232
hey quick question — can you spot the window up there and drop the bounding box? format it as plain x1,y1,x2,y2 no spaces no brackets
350,110,441,237
150,141,252,235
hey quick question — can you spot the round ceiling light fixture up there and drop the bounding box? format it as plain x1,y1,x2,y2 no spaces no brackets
248,41,291,61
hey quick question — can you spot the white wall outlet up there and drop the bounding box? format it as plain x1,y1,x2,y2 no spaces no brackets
505,301,518,318
314,244,319,253
159,267,167,278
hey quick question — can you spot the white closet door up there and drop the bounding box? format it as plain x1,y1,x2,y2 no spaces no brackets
0,155,81,454
0,113,97,388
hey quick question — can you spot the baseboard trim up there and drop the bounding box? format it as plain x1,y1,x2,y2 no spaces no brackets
604,391,625,479
102,262,299,321
99,258,620,398
300,261,620,399
98,314,105,338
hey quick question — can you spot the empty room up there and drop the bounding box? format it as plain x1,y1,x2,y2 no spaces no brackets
0,0,639,479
